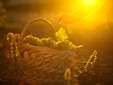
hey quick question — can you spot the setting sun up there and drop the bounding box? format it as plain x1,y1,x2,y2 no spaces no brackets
83,0,96,6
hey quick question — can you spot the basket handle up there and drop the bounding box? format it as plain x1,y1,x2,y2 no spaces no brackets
20,18,56,41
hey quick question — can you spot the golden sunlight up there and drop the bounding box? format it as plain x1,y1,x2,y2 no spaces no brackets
66,0,106,32
69,0,105,20
83,0,96,6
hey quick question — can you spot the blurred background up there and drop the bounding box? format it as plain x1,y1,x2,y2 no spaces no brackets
0,0,113,84
0,0,113,57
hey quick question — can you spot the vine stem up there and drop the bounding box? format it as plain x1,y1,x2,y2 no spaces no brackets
20,18,56,41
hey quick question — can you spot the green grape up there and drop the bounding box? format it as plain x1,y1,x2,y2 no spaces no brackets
56,40,70,50
41,37,56,48
23,35,42,46
23,28,78,52
56,40,76,51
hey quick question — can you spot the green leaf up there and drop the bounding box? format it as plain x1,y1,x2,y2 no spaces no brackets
55,28,69,41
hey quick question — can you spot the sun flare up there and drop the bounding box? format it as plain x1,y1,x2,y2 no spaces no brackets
83,0,96,6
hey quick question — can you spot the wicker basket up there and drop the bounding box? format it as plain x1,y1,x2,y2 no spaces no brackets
4,18,80,85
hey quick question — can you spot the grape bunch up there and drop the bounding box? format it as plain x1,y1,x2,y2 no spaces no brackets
23,28,79,52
